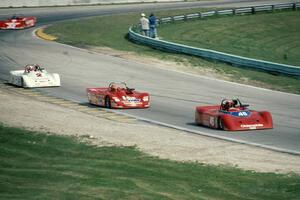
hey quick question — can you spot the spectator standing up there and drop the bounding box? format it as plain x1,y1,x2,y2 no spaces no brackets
140,13,149,37
149,13,158,38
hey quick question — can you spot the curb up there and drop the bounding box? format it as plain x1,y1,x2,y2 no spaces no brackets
35,27,57,41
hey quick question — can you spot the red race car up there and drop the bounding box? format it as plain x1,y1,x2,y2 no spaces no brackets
87,82,150,109
195,98,273,131
0,15,37,30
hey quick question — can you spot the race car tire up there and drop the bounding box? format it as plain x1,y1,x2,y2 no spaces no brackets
105,96,111,109
218,117,224,130
21,77,24,87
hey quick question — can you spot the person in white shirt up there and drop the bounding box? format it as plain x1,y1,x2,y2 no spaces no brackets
140,13,149,37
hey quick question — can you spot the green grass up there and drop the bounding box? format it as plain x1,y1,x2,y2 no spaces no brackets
45,10,300,94
1,124,300,199
158,11,300,66
46,9,211,51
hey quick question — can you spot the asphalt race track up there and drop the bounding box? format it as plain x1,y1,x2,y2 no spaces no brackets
0,0,299,154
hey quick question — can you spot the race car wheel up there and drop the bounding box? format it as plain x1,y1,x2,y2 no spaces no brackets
218,117,224,130
21,77,24,87
105,96,111,109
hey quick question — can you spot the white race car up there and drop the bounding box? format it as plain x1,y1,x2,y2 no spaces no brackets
8,64,60,88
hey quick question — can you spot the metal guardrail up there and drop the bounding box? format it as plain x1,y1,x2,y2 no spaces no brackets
158,2,300,23
129,2,300,77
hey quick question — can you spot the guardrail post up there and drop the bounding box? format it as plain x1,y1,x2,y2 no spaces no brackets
233,9,236,15
157,19,161,25
271,5,275,12
252,7,256,14
199,12,203,19
293,3,297,10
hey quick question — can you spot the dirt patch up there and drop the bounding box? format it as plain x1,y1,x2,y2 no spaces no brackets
0,88,299,174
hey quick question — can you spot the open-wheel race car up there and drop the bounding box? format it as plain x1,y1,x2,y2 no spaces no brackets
0,15,37,30
195,98,273,131
87,82,150,109
8,64,61,88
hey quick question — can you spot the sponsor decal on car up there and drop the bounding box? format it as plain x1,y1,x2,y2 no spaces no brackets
241,124,263,129
126,96,141,103
25,19,34,26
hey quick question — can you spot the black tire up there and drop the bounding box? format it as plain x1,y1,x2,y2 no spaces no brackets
218,117,224,130
105,96,111,109
21,77,24,87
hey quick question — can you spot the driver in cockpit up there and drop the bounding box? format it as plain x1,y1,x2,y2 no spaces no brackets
222,99,235,111
25,65,34,73
33,64,42,71
110,83,118,92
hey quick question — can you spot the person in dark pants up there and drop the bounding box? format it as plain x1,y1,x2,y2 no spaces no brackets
149,13,158,38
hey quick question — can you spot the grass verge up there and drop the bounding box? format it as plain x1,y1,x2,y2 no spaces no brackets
45,9,300,94
1,124,300,199
158,11,300,66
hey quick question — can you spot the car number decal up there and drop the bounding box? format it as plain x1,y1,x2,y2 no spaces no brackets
231,111,251,117
5,20,21,29
209,117,215,126
238,112,248,116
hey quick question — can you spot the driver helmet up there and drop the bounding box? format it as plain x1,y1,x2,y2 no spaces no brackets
232,99,238,107
110,84,118,92
25,65,33,72
223,99,234,110
33,64,41,71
